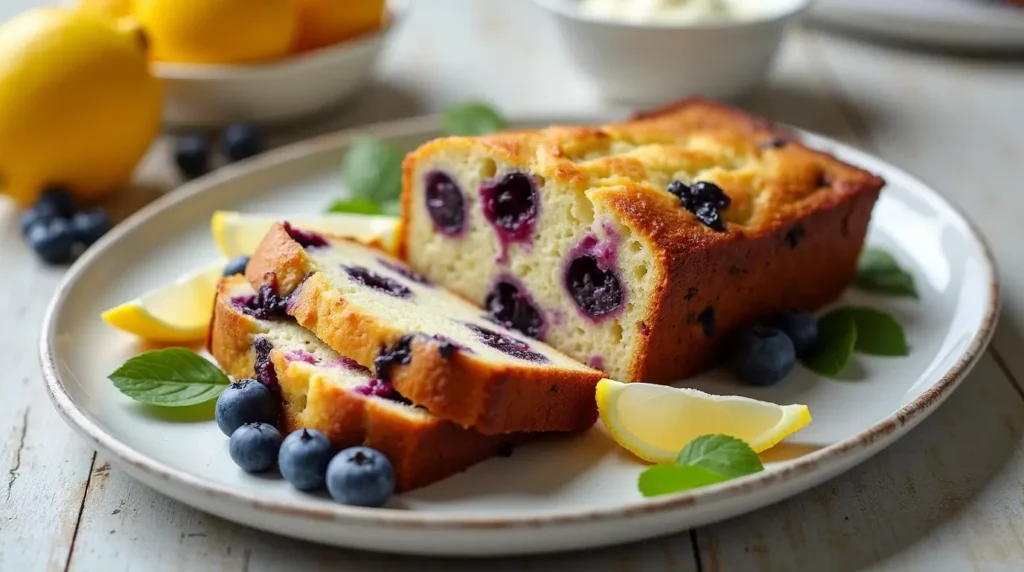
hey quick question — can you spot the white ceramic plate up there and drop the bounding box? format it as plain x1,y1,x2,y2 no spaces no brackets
41,114,998,557
810,0,1024,51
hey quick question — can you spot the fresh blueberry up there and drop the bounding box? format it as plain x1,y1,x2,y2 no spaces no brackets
223,255,251,277
729,325,796,386
764,309,818,356
229,422,282,473
70,209,112,246
279,429,334,491
215,378,279,436
222,124,263,163
325,446,396,507
26,218,76,264
35,186,76,219
19,208,51,237
175,133,210,178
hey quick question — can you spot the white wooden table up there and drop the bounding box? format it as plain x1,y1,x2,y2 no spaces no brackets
3,2,1024,570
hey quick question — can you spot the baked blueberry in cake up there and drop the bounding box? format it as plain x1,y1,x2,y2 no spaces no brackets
399,98,886,382
244,223,603,435
208,275,524,491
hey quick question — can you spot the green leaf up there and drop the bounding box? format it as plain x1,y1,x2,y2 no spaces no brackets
326,197,384,215
442,101,508,136
636,435,764,497
638,465,731,497
855,247,918,298
675,434,764,477
833,307,909,356
801,311,858,377
341,136,404,203
108,348,230,407
380,199,402,217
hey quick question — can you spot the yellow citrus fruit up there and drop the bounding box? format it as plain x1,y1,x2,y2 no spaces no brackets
77,0,133,20
211,211,400,257
0,8,161,206
596,379,812,464
292,0,385,53
134,0,297,64
102,262,224,342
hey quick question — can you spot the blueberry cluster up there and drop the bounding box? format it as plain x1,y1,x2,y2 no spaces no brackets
174,124,264,180
728,309,818,386
19,187,111,264
667,180,732,232
216,379,395,507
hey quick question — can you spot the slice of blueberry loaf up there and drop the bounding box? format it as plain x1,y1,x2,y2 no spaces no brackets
399,98,886,382
244,222,604,435
209,275,523,491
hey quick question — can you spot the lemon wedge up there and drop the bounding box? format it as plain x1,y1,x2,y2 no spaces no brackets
596,379,812,463
101,262,224,343
211,211,400,258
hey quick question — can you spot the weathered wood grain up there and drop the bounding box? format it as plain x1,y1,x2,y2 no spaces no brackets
66,455,697,572
3,0,1024,570
0,202,97,571
695,354,1024,571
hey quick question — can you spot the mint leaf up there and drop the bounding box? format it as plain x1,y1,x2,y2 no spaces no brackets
855,247,918,298
675,435,764,477
802,311,858,377
108,348,229,407
380,199,402,217
326,197,384,215
341,137,404,203
442,102,508,136
637,435,763,497
638,465,731,497
833,307,908,356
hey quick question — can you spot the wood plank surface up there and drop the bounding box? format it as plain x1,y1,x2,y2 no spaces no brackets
2,0,1024,570
0,208,98,571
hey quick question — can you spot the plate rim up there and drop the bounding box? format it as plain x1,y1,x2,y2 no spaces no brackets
39,112,1000,531
809,0,1024,50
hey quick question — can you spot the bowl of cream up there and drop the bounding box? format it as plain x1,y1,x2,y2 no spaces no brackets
533,0,812,104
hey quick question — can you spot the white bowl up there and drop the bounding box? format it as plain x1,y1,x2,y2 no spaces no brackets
533,0,812,105
153,0,408,127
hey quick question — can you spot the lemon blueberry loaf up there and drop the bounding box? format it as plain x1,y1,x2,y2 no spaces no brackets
208,275,522,491
244,222,604,434
398,98,885,382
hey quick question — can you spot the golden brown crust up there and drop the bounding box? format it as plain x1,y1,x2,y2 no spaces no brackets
248,224,602,434
399,98,885,382
209,276,522,492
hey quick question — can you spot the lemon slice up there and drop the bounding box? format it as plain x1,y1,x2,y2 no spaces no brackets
211,211,400,258
101,262,224,343
596,379,812,463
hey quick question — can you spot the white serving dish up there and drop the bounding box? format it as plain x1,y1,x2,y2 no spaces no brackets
153,0,408,127
533,0,812,105
40,113,998,556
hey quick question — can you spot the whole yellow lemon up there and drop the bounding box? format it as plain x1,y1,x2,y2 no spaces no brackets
0,8,162,206
77,0,132,20
292,0,385,53
134,0,297,64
